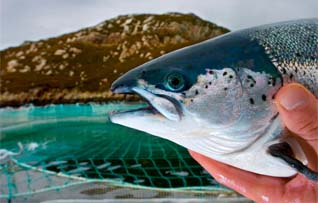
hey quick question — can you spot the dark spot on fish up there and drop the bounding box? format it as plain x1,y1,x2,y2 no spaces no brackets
290,74,294,79
295,67,298,73
281,68,287,74
205,85,208,89
250,84,254,88
249,76,256,83
141,70,146,76
272,94,276,100
296,52,301,57
249,98,254,105
272,78,276,86
209,70,214,74
224,87,228,91
223,72,227,76
208,82,212,85
229,75,233,79
268,81,272,85
181,92,186,97
190,99,194,102
262,95,267,101
195,90,199,95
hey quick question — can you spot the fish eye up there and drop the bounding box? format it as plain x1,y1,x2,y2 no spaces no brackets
165,72,185,92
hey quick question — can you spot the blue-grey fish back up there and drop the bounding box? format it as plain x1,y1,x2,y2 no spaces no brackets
248,18,318,95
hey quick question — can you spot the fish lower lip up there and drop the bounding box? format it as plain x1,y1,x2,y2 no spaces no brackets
111,87,180,120
111,86,133,94
110,88,163,116
110,105,156,114
109,103,164,121
131,88,182,121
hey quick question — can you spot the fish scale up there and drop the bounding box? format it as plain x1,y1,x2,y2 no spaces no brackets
249,19,318,95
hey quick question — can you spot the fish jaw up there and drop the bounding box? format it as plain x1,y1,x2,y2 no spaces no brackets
110,84,182,122
131,87,182,121
109,84,186,140
110,107,183,142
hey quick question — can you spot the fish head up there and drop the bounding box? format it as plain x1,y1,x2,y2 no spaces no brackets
110,33,282,153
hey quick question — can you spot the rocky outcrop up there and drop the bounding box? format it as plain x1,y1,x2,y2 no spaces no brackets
0,13,229,107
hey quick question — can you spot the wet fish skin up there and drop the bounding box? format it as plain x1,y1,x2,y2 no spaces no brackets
110,19,318,179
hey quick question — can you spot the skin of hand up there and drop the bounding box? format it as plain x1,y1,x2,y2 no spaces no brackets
189,83,318,203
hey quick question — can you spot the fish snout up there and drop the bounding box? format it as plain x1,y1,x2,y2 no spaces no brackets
111,68,145,94
111,76,136,94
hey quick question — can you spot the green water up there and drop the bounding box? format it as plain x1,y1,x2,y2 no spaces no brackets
0,103,218,189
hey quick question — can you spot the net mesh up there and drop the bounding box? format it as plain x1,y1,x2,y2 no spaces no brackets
0,103,236,201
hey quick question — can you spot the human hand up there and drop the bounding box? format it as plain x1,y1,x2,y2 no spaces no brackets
189,83,318,203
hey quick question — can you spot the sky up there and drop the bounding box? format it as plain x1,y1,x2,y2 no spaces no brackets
1,0,318,50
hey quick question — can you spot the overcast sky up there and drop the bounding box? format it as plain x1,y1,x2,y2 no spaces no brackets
1,0,318,50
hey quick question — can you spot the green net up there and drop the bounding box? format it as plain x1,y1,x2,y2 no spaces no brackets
0,103,236,201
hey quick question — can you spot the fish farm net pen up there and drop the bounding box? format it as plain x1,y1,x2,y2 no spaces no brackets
0,103,244,202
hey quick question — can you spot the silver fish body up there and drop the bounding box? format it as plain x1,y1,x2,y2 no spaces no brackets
110,19,318,178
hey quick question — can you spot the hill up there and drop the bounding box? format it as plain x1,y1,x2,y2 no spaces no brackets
0,13,229,107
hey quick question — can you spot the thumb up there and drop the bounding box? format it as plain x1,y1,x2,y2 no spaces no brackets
275,83,318,140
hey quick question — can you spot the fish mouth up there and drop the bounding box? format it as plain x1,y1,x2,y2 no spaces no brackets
110,86,183,121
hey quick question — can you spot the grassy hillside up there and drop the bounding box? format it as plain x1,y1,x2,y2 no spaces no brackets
0,13,229,107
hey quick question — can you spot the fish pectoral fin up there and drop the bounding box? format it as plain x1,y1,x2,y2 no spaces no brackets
267,142,317,181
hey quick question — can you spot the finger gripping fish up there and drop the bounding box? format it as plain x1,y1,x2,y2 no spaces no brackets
110,19,318,181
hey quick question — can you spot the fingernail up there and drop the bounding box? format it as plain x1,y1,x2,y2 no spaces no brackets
279,84,309,110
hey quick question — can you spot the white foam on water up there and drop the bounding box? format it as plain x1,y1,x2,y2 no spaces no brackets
130,163,142,168
68,167,90,174
96,162,111,169
166,171,189,177
107,165,121,171
133,179,145,184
